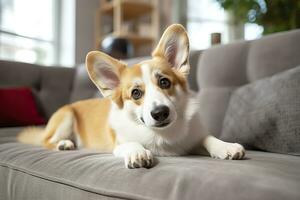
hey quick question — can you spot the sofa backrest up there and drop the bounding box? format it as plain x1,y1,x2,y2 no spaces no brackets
0,61,75,119
197,29,300,137
70,64,99,103
1,29,299,128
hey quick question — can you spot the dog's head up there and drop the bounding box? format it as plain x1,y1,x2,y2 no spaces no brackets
86,24,190,130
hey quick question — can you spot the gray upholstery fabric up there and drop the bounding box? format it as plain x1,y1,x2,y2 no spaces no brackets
0,60,75,119
198,41,249,88
187,50,202,91
221,66,300,156
247,29,300,81
1,126,300,199
38,67,75,118
0,127,22,144
197,29,300,137
197,87,233,136
197,41,250,137
70,64,99,102
0,140,300,200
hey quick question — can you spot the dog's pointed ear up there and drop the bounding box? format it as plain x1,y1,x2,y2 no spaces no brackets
152,24,190,76
86,51,125,97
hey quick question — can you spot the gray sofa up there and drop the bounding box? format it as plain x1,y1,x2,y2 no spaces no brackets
1,30,300,200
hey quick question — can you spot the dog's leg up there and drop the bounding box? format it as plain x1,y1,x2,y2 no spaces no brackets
113,142,154,169
48,111,77,151
202,135,245,160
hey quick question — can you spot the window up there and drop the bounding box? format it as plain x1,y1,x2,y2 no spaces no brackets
187,0,264,50
244,23,263,40
0,0,59,65
187,0,230,50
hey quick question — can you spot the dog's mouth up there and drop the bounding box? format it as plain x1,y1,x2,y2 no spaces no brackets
153,121,170,128
140,117,171,128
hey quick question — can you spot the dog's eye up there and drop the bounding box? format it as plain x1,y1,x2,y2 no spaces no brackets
158,77,171,89
131,89,143,100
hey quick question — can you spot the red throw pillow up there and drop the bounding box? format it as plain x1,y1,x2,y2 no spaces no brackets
0,87,46,127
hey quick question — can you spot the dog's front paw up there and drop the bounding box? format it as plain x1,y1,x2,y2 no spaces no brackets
124,149,154,169
210,143,245,160
56,140,75,151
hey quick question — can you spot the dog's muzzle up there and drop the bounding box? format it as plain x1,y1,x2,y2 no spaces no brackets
140,105,171,128
151,105,169,122
151,105,170,128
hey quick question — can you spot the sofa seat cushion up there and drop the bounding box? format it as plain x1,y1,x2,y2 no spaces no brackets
0,127,23,144
0,141,299,200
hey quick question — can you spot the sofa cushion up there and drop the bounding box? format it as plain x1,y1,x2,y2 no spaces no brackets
196,41,250,137
196,30,300,137
0,142,299,200
197,87,233,136
247,29,300,82
0,127,23,144
221,66,300,156
38,67,75,119
0,88,46,127
70,64,99,103
0,60,75,119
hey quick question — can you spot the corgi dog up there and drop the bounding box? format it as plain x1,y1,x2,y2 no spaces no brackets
18,24,245,168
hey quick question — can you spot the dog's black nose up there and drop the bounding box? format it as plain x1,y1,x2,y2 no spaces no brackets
151,105,169,122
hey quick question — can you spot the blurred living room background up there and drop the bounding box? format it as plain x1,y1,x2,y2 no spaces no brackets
0,0,299,67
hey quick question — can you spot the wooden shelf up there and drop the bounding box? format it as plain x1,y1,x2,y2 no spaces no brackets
95,0,159,56
101,0,153,20
113,32,154,46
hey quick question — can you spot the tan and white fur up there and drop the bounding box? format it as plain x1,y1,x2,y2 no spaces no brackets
18,24,245,168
